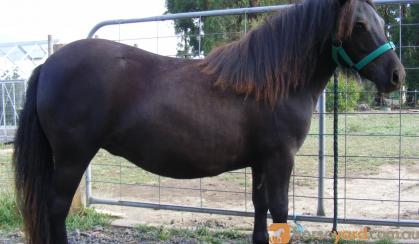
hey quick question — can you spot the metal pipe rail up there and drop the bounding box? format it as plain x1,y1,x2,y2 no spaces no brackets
89,197,419,227
87,0,419,38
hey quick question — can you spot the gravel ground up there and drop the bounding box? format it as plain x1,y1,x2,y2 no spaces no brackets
0,226,252,244
0,231,23,244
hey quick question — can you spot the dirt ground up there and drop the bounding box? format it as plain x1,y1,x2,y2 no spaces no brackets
88,162,419,242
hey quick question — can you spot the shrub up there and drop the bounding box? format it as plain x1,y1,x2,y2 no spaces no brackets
358,81,378,106
326,75,361,112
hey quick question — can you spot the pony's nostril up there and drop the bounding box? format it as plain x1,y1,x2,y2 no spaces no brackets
392,70,400,85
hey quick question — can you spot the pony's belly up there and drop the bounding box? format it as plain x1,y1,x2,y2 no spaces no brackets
104,144,249,179
131,156,248,179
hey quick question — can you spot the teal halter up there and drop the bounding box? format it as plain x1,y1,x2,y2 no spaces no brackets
332,40,396,72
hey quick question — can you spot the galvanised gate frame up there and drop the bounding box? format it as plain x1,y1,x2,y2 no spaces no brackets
85,0,419,227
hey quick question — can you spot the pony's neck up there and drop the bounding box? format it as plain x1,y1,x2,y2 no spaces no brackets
200,1,340,106
307,38,338,102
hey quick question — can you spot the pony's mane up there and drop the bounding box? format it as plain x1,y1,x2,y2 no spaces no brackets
199,0,368,106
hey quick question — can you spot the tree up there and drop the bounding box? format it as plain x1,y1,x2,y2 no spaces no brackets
402,4,419,89
377,4,419,89
165,0,298,57
165,0,207,57
167,1,419,90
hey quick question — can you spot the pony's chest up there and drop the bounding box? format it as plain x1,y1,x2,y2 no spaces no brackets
266,96,315,150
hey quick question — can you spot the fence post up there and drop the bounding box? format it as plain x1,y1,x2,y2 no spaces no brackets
47,35,53,57
1,84,6,137
317,90,326,216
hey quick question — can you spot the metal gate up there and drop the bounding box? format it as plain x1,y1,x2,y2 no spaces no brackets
85,0,419,227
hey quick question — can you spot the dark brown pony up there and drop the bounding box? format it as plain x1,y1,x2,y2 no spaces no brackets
13,0,404,243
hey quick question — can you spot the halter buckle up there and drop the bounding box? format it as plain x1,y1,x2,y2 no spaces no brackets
332,39,342,48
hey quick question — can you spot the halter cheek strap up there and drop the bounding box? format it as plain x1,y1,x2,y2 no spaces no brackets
332,41,396,72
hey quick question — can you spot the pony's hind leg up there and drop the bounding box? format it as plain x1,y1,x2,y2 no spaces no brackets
48,146,98,243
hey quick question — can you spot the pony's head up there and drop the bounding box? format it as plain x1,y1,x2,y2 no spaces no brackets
335,0,405,93
200,0,405,107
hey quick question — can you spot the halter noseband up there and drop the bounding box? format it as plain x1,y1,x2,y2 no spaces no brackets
332,40,395,72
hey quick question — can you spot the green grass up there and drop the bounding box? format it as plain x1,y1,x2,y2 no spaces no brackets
296,113,418,178
66,207,113,231
0,144,13,188
0,190,113,232
310,113,419,136
0,191,21,232
135,224,249,243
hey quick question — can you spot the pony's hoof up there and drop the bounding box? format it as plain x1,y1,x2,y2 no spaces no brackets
253,232,269,244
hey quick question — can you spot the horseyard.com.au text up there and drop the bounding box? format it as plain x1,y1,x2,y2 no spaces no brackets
268,223,419,243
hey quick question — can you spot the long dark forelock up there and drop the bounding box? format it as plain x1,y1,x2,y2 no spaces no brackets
336,0,373,40
199,0,362,107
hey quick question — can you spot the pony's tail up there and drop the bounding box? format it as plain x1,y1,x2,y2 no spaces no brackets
13,65,54,244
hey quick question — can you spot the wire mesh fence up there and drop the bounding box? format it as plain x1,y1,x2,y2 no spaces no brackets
0,80,26,141
85,0,419,227
0,1,417,228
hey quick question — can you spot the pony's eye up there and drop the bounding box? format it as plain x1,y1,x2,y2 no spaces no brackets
354,22,367,32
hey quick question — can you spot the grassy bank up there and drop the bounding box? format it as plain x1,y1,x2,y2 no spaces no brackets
0,191,113,233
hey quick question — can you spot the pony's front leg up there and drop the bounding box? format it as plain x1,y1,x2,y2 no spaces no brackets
251,165,269,244
265,151,294,224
